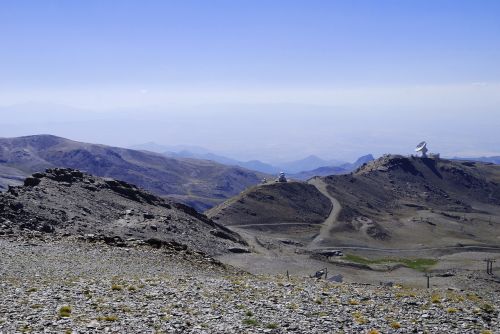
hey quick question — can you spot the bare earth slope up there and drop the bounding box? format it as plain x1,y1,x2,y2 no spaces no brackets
207,181,332,239
0,165,25,190
0,168,245,256
210,155,500,251
0,164,498,333
0,135,267,211
318,155,500,249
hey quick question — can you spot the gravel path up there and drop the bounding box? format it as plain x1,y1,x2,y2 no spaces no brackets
308,177,343,250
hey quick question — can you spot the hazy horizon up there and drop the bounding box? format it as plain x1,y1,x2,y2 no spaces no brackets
1,100,499,164
1,1,499,162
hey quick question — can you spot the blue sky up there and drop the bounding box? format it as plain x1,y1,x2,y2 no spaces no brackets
0,1,499,161
2,0,499,89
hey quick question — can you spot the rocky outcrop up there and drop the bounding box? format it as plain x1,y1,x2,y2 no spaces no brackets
0,168,246,256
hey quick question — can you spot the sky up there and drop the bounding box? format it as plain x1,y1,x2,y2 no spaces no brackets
0,0,499,162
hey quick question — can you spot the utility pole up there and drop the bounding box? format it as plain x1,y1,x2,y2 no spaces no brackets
483,258,497,275
424,273,432,288
484,258,492,275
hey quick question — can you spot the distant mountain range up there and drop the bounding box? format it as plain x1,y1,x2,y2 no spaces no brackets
164,150,281,175
130,142,281,174
165,150,374,180
289,154,375,180
131,142,373,177
130,142,213,155
277,155,347,174
0,135,268,211
453,156,500,164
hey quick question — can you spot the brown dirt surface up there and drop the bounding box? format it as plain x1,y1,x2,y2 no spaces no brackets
207,181,332,235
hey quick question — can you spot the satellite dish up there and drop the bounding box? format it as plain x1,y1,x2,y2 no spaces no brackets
415,141,428,157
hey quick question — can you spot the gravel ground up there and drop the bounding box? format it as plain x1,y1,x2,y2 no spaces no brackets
0,235,499,334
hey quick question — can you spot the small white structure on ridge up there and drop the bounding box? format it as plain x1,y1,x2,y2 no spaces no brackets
276,172,287,183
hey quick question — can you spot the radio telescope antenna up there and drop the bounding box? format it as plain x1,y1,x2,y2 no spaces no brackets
415,141,428,157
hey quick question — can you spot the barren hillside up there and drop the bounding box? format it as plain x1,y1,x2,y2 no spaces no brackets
210,155,500,250
0,135,268,211
0,168,246,256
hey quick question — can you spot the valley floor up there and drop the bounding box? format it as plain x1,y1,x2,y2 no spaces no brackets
1,235,499,333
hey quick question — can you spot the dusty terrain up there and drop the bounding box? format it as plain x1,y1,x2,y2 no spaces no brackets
317,155,500,249
209,155,500,311
210,156,500,250
208,181,332,244
0,234,498,333
1,158,499,333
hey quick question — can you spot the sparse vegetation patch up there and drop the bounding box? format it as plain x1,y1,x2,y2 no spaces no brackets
59,305,72,318
344,254,438,271
242,318,258,326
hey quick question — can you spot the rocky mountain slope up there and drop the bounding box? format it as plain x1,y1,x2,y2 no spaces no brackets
210,155,500,250
0,135,268,211
208,182,332,242
0,164,498,334
0,168,246,256
325,155,500,222
316,155,500,247
1,235,498,333
0,165,25,189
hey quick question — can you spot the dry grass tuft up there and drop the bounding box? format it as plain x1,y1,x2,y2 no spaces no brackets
59,305,72,318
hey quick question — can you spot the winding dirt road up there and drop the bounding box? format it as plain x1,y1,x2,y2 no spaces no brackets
307,177,342,249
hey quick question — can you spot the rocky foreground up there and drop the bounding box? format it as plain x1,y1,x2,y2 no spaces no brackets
0,168,246,257
1,235,498,334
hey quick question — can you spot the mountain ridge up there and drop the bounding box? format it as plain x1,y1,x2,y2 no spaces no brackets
0,168,245,256
209,155,500,250
0,135,268,211
290,154,374,180
452,156,500,165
